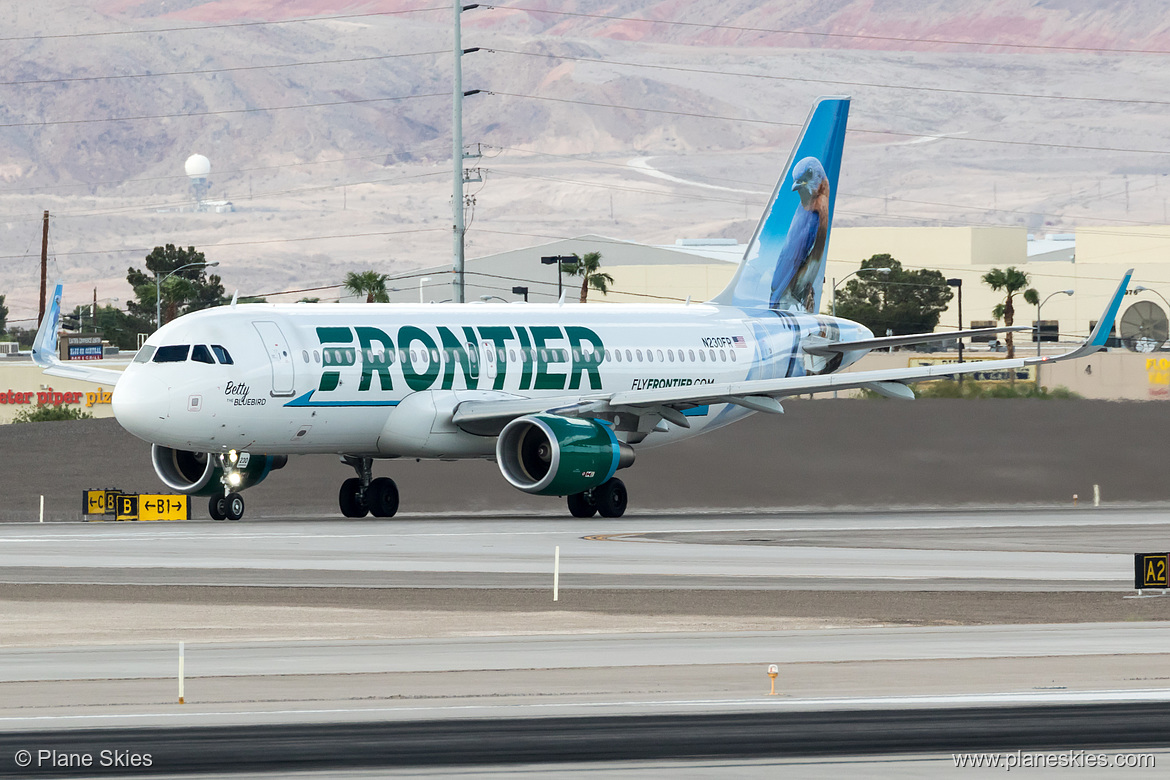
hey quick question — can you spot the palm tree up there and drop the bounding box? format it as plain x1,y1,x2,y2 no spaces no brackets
343,270,389,303
981,266,1039,359
561,251,614,303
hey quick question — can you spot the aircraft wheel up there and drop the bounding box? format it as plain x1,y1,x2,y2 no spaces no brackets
567,490,598,518
225,492,245,521
208,495,226,521
339,477,368,518
367,477,400,518
595,478,627,518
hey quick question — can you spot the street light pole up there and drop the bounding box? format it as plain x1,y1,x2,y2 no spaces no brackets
156,262,218,329
511,285,529,302
1035,289,1075,357
946,278,965,380
1132,285,1170,313
832,266,891,318
830,266,890,398
1034,289,1074,389
541,255,578,301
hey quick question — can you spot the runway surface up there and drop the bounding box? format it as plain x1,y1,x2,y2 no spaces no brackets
4,624,1170,685
2,506,1168,776
1,706,1167,777
2,507,1167,591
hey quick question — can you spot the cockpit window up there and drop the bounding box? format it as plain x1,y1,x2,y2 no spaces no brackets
211,345,233,365
153,345,190,363
133,345,156,363
191,345,214,364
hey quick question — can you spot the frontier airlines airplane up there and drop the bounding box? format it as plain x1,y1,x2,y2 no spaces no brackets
34,98,1130,521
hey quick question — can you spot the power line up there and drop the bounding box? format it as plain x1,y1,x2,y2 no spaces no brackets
492,48,1170,108
0,146,444,196
490,91,1170,156
0,51,446,87
489,169,757,207
0,227,446,262
0,169,449,223
0,6,447,43
498,5,1170,55
0,92,444,129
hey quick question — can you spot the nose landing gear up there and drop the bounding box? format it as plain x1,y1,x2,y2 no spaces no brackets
339,456,399,518
209,451,247,520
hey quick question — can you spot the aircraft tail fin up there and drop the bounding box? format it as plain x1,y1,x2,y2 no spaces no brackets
710,97,850,313
31,281,63,368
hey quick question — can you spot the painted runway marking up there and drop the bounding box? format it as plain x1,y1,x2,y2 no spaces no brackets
2,688,1170,726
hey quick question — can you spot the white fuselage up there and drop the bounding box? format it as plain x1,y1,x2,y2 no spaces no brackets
111,301,871,459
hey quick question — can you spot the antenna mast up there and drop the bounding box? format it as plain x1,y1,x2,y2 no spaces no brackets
452,0,466,304
38,210,48,325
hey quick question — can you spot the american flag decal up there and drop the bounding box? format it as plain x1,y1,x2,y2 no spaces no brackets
732,336,747,348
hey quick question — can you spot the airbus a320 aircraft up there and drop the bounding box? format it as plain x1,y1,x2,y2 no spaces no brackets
34,97,1131,521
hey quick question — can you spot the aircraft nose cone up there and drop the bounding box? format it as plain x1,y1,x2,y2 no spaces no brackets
112,373,169,441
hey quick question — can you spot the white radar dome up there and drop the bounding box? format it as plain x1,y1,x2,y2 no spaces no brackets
184,154,211,179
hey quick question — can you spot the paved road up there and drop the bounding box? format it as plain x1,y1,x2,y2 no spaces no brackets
1,705,1167,777
1,507,1164,590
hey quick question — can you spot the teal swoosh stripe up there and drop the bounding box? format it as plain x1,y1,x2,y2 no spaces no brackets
681,405,710,417
284,391,399,408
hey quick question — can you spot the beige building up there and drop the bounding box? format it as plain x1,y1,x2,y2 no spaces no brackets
4,223,1166,419
0,359,122,424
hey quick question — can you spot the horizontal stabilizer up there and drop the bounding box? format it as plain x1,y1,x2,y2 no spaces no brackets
803,326,1031,356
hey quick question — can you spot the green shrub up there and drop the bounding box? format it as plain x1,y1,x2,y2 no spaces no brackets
859,380,1081,400
11,405,94,423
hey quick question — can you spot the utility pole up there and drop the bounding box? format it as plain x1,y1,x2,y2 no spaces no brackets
37,210,49,325
452,2,481,304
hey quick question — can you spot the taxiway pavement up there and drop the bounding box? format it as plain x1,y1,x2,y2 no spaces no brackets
1,507,1167,591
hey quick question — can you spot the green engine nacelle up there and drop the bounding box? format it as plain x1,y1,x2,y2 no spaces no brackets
151,445,287,496
496,414,634,496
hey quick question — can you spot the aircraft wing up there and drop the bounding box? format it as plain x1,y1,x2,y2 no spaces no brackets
802,325,1032,356
31,281,127,385
453,270,1131,432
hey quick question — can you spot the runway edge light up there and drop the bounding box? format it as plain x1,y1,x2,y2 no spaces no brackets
767,664,779,696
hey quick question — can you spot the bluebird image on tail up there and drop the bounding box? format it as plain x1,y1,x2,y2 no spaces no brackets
769,157,830,311
712,97,848,314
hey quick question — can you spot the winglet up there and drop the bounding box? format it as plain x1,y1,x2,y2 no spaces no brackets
30,281,63,368
1028,268,1132,364
1087,268,1133,348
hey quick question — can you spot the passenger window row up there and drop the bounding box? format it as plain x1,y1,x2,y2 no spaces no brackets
305,345,737,366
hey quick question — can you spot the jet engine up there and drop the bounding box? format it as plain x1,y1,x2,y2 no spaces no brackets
496,415,634,496
151,445,287,496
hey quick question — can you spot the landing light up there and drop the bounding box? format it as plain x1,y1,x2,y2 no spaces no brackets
228,449,239,465
227,472,242,487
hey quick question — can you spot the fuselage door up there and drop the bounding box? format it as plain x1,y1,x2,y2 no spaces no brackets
253,321,295,397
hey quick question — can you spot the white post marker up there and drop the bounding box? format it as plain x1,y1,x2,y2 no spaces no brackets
178,642,185,705
553,546,560,602
38,495,43,523
1094,484,1101,507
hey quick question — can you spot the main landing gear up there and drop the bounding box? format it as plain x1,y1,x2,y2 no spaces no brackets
566,477,627,519
338,456,399,518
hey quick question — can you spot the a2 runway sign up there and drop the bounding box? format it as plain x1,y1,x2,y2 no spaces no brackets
1134,552,1169,590
83,489,190,521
